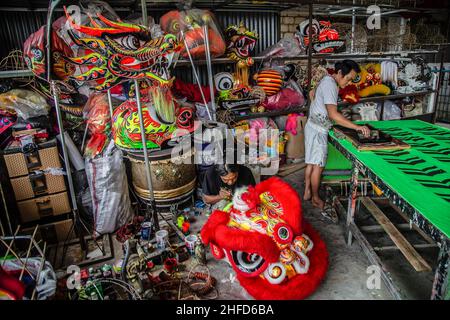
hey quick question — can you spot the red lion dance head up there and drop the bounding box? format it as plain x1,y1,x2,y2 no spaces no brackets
295,19,344,54
201,177,328,300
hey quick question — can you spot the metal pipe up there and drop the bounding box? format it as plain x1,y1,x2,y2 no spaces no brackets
399,17,406,52
0,237,36,280
1,235,45,257
80,123,89,154
0,213,4,237
19,226,38,281
203,23,217,121
52,81,78,212
107,89,114,126
46,0,61,82
346,165,360,246
307,2,313,95
1,226,19,267
325,57,412,62
323,170,352,176
330,7,357,15
0,182,12,236
433,50,445,124
351,0,356,53
133,79,158,230
140,0,148,27
180,30,212,121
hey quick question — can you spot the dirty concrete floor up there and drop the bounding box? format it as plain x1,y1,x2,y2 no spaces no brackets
58,169,437,300
188,169,394,300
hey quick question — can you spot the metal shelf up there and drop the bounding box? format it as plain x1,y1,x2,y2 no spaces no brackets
4,0,444,14
138,0,311,12
230,105,307,122
0,69,33,79
175,50,439,67
338,90,436,107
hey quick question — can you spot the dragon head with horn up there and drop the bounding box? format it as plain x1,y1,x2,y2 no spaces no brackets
64,6,195,151
64,6,180,91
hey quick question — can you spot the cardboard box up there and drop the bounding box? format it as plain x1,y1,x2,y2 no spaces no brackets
2,140,61,178
286,116,307,159
22,219,76,244
17,191,71,223
10,172,66,201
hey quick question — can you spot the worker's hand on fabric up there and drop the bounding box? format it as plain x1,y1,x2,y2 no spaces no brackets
357,125,371,137
219,188,232,200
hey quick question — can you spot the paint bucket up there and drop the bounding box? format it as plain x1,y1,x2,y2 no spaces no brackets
155,229,169,249
185,234,198,255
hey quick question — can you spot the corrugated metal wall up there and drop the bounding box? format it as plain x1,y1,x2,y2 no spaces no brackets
0,11,48,59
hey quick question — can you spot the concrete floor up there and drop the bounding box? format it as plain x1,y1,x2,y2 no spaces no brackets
57,168,438,300
185,169,395,300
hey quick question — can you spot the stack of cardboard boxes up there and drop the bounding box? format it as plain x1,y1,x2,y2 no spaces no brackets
2,139,75,243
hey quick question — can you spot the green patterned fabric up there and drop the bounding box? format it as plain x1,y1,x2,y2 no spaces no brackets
329,120,450,238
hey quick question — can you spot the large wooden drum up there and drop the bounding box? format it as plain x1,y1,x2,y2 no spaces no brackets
127,146,196,208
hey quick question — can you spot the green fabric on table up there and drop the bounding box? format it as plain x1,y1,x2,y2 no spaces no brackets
329,120,450,238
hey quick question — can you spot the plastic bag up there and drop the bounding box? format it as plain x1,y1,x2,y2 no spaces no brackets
160,9,226,59
85,140,132,236
24,15,76,82
2,258,56,300
56,1,120,55
262,80,305,111
0,89,49,120
84,93,110,134
377,100,401,120
83,93,111,158
352,102,378,121
260,35,303,58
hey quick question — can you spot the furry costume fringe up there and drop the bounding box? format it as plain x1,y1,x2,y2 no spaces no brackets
201,210,280,263
237,221,329,300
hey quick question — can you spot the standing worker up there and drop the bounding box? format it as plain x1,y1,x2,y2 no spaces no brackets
303,60,370,222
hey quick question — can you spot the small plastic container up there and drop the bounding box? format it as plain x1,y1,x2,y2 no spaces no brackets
185,234,198,255
155,230,169,249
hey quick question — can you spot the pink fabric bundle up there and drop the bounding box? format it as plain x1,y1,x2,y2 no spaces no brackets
262,87,305,111
285,114,299,136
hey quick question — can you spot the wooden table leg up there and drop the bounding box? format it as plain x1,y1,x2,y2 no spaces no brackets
431,242,450,300
346,164,360,246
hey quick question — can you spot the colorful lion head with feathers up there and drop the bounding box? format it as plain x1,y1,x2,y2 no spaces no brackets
201,177,328,300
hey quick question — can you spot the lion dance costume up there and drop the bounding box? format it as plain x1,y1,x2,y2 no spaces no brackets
201,177,328,299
